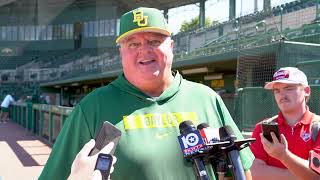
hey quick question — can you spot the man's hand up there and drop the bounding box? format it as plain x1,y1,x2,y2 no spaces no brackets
260,132,288,161
68,139,117,180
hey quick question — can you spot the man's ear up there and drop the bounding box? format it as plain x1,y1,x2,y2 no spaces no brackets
170,39,174,49
304,86,311,96
119,47,122,58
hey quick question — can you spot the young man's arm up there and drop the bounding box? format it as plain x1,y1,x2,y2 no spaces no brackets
280,146,319,180
245,169,252,180
260,133,320,180
251,158,296,180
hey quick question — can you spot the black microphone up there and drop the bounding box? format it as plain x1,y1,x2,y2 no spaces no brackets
179,120,210,180
197,123,228,178
219,126,246,180
197,123,209,130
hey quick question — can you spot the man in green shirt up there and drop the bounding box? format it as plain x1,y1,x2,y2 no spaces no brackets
40,7,254,180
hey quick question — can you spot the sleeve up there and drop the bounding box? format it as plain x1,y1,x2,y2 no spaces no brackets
215,95,255,171
250,123,268,161
312,123,320,155
38,105,93,180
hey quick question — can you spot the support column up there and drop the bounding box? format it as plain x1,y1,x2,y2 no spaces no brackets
163,9,168,23
229,0,236,20
199,0,206,28
263,0,271,12
280,7,283,33
60,87,63,106
254,0,258,12
316,0,320,20
33,0,38,25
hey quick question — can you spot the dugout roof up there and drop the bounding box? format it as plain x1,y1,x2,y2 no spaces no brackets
1,0,200,12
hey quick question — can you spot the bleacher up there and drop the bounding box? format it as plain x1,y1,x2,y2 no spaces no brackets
0,55,37,70
31,50,73,68
272,0,316,16
57,48,120,80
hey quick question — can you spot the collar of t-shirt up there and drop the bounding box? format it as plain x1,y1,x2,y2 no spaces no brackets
277,106,314,126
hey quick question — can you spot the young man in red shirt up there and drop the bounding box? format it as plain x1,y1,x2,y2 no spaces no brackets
250,67,320,179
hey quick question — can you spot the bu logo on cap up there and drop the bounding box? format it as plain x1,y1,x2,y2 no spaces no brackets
133,9,148,26
273,70,289,81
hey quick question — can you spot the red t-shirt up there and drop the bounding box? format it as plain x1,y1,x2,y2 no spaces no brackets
250,109,320,168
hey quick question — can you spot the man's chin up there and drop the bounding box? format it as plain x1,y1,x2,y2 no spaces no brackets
152,70,160,76
140,70,161,79
280,107,294,114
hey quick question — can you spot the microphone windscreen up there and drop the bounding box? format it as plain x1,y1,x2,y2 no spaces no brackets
179,120,196,134
219,125,237,141
197,123,210,130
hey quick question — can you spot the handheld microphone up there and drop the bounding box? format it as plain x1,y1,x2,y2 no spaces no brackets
178,120,210,180
219,126,246,180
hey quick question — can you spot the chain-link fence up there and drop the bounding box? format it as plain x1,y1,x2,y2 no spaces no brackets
236,85,320,131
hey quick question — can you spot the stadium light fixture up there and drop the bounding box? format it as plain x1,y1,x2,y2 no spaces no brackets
204,73,223,80
181,67,208,74
71,82,80,86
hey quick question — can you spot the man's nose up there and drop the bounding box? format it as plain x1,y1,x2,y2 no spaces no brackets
138,42,152,53
279,90,288,97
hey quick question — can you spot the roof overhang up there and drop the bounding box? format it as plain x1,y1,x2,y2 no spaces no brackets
107,0,200,14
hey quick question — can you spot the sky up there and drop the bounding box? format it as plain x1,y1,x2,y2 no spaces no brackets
167,0,296,35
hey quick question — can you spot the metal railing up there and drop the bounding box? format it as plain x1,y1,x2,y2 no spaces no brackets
9,102,73,145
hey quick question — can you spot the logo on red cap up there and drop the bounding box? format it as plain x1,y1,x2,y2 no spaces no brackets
273,70,290,81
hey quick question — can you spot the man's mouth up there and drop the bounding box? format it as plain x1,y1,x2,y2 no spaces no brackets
139,59,156,65
280,99,289,103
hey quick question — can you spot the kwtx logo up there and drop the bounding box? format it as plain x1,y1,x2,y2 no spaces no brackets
133,9,148,26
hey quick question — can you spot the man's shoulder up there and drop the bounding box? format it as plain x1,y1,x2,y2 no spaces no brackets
182,79,217,95
79,84,117,105
312,114,320,122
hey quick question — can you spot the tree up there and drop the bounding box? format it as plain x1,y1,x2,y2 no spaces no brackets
180,16,219,32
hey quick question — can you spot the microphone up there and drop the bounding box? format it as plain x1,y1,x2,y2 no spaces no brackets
178,120,210,180
197,123,228,178
219,126,246,180
197,123,220,144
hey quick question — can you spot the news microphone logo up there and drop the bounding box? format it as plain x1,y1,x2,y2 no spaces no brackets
178,131,205,157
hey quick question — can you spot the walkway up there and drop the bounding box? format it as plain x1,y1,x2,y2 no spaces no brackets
0,121,51,180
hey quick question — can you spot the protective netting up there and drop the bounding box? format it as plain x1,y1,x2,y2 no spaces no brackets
237,42,320,88
237,45,277,88
234,0,320,130
297,59,320,84
236,85,320,131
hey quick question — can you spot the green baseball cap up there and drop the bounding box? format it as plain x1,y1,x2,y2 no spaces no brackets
116,7,171,43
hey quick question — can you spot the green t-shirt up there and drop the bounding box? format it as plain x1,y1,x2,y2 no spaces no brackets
39,71,254,180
